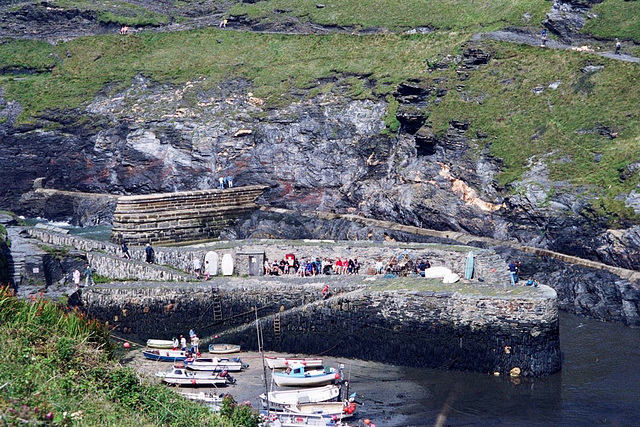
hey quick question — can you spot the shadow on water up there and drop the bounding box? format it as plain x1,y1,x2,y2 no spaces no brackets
373,312,640,426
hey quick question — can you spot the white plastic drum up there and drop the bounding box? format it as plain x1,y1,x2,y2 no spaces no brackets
423,266,452,279
204,251,218,276
221,253,234,276
442,273,460,284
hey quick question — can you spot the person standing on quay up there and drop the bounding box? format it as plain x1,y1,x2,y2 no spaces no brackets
84,264,94,287
191,335,200,355
180,334,187,352
72,269,81,289
193,256,202,278
145,243,155,263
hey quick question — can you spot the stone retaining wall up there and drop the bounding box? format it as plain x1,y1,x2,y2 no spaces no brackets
76,279,560,376
111,186,268,245
29,229,512,285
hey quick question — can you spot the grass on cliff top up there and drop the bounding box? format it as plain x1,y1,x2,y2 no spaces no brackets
582,0,640,41
230,0,548,33
25,0,171,26
0,287,257,426
425,41,640,221
0,29,467,118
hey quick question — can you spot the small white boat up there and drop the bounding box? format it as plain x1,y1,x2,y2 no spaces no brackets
260,385,341,410
265,356,323,370
284,401,356,418
156,365,235,386
184,356,245,372
208,343,241,354
272,364,339,387
146,339,174,349
261,411,352,426
177,391,224,412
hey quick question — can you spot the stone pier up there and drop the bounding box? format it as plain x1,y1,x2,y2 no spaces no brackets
76,276,560,377
110,186,268,245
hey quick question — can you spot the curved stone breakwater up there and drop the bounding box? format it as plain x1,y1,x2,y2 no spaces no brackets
76,277,560,377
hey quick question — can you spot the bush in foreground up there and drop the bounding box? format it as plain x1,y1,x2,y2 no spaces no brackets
0,287,259,426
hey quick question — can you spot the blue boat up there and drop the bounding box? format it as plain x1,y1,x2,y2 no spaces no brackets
143,349,189,362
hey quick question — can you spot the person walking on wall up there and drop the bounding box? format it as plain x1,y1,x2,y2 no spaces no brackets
193,256,202,278
72,268,81,289
84,264,94,287
615,38,622,55
121,241,131,259
145,243,155,264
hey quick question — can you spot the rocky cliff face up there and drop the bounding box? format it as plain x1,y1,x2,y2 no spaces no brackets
2,71,639,271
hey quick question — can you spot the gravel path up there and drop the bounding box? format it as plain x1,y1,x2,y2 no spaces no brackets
474,30,640,64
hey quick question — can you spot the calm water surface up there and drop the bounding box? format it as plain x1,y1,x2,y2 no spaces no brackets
353,312,639,426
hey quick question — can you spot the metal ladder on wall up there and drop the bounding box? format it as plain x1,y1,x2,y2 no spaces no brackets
273,306,284,340
212,290,223,323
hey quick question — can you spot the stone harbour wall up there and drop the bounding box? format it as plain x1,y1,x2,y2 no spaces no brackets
110,186,268,245
75,278,560,377
28,229,512,285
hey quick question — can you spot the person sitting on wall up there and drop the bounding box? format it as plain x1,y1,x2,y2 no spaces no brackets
525,277,539,287
375,259,384,274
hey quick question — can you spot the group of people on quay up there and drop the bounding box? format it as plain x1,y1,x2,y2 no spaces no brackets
264,256,361,276
174,329,201,355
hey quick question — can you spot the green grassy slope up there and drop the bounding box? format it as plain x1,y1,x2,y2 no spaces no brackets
0,30,467,117
582,0,640,40
229,0,548,32
0,288,258,426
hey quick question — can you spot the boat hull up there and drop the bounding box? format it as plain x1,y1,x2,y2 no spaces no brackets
265,356,323,370
272,368,337,387
146,339,174,349
208,343,241,354
143,350,188,362
260,385,340,410
184,357,244,372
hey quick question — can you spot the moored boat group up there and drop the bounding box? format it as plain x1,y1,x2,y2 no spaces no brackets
142,338,370,426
